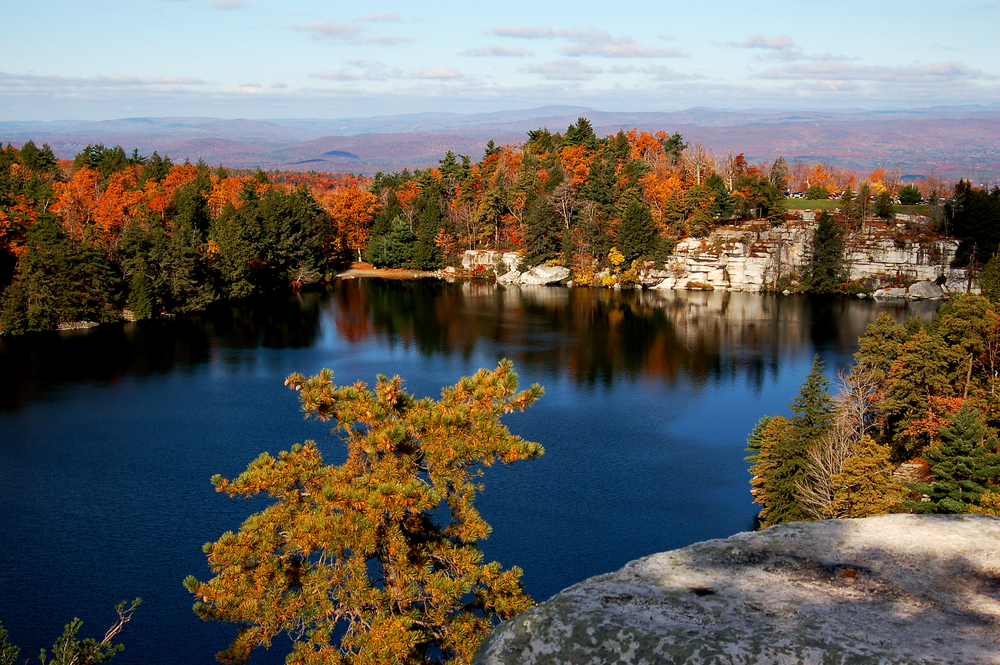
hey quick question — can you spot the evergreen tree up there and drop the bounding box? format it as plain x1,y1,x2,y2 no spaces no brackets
874,191,895,220
790,355,836,445
748,415,810,526
368,216,417,268
803,211,846,293
854,312,909,385
0,599,139,665
905,404,1000,513
980,253,1000,302
616,200,655,263
840,186,860,226
118,219,169,320
411,201,443,270
210,203,259,299
519,196,561,268
745,415,773,466
166,182,216,311
186,361,542,665
749,356,835,527
705,173,733,222
0,215,120,333
898,184,922,205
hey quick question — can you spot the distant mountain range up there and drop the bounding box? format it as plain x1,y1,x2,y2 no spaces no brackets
2,104,998,181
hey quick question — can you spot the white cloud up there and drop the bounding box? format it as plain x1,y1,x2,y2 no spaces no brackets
210,0,249,9
363,35,415,45
354,12,401,22
524,59,602,81
412,67,463,80
490,25,554,39
0,72,207,89
290,18,411,45
610,65,704,81
459,44,531,57
729,34,795,50
291,21,361,42
756,60,994,83
558,29,685,58
310,60,400,81
311,61,461,81
489,26,684,58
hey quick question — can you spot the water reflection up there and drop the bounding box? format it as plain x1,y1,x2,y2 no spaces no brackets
329,279,940,389
0,291,324,410
1,281,939,411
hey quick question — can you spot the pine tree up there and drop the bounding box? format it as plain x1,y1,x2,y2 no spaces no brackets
905,404,1000,513
803,211,846,293
411,201,443,270
519,195,561,268
744,415,773,466
748,356,835,527
368,216,417,268
980,253,1000,303
616,200,655,264
748,415,810,526
791,355,836,444
186,361,543,665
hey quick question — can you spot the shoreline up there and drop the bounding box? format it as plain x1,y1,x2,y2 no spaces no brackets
336,263,450,281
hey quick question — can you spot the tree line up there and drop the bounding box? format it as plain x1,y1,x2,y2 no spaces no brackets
749,293,1000,526
3,122,997,334
0,142,371,333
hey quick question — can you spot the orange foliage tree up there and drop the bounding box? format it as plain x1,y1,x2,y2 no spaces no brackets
52,166,101,239
321,187,378,262
186,360,543,665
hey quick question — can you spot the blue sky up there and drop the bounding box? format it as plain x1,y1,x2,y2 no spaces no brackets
3,0,998,121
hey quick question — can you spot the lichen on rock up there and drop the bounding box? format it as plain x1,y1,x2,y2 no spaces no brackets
474,514,1000,665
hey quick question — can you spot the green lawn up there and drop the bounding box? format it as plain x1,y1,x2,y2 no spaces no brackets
784,198,840,211
783,200,932,216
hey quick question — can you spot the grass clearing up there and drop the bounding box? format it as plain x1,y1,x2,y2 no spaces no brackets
784,199,840,211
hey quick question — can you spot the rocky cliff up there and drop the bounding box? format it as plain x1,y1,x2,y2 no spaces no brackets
462,214,974,296
653,214,969,295
474,514,1000,665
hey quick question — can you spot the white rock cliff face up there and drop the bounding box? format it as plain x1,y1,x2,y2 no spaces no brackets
474,514,1000,665
652,217,969,294
464,216,972,295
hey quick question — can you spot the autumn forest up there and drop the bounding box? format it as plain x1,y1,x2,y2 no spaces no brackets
5,117,998,336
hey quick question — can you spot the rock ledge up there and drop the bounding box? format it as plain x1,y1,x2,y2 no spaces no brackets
474,514,1000,665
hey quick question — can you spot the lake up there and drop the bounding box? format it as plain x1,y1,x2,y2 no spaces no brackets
0,279,940,664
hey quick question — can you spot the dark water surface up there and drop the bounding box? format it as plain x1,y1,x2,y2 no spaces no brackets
0,280,939,664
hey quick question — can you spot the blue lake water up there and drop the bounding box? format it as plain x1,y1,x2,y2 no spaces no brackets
0,280,939,664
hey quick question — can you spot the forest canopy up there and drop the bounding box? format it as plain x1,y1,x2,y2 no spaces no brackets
1,121,994,335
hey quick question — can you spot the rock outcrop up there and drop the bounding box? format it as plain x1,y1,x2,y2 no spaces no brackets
474,514,1000,665
654,216,969,294
463,214,975,296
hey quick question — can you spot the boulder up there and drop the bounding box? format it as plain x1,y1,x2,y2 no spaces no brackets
908,280,945,300
873,287,908,299
519,266,571,286
474,514,1000,665
497,270,522,285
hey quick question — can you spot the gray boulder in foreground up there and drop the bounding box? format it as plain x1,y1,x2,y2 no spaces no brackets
474,514,1000,665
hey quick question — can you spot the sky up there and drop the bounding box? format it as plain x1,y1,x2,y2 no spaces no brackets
2,0,999,121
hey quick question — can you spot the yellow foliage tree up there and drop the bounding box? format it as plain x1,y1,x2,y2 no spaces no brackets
185,361,543,665
832,435,904,517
